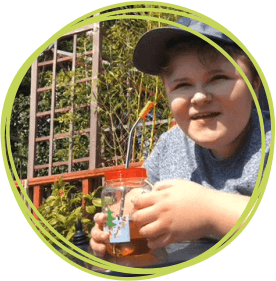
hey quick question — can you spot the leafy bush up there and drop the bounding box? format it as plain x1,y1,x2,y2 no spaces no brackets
38,177,102,244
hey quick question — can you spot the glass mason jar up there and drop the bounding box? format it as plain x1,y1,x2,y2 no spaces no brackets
101,168,152,258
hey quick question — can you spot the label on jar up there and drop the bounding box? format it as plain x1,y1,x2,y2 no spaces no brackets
104,215,131,243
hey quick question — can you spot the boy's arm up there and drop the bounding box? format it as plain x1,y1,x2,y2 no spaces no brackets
206,190,250,239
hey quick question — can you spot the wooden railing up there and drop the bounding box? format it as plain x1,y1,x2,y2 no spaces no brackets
15,162,143,219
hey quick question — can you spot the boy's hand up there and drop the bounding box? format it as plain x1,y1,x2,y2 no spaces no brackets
132,179,212,249
132,179,250,250
90,213,109,258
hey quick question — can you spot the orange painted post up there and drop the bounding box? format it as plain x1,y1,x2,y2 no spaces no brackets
83,178,93,194
33,185,43,220
82,178,92,206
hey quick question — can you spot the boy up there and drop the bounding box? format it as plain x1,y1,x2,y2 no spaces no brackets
90,17,271,262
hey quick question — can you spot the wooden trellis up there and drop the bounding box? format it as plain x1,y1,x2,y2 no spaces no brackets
28,22,102,179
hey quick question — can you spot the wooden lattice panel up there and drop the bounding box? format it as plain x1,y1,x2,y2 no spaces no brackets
27,21,102,179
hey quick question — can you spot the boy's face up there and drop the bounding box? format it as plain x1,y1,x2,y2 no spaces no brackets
163,49,259,159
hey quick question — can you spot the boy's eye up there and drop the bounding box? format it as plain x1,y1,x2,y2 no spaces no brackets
210,75,229,82
174,83,191,90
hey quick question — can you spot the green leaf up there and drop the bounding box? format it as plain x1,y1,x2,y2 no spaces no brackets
91,186,103,198
59,205,68,213
67,213,77,223
49,200,59,207
55,214,66,225
92,198,102,207
81,218,91,225
66,231,75,241
46,195,58,203
54,181,59,190
83,194,92,201
48,218,59,226
70,197,82,206
86,205,96,215
73,206,82,218
52,189,59,196
58,177,65,188
45,206,51,213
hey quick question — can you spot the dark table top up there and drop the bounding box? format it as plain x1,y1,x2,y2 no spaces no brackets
89,239,218,277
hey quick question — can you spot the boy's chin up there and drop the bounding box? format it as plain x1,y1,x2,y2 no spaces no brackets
189,134,226,150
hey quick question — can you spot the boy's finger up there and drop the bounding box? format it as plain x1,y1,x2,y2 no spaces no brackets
147,234,171,250
93,231,109,243
152,179,179,191
132,205,157,227
94,213,107,226
90,239,107,258
139,220,165,239
91,225,109,243
132,192,156,210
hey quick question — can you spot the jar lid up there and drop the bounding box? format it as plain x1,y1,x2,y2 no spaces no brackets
105,168,147,181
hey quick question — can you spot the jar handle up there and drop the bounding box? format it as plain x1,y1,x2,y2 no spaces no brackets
145,179,154,190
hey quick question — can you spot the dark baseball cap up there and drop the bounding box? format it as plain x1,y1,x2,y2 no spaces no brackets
133,17,235,75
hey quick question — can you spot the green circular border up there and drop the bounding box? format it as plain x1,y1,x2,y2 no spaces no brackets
2,4,272,278
1,1,275,280
1,10,272,278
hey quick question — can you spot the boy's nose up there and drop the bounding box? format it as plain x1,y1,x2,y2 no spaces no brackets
190,91,212,106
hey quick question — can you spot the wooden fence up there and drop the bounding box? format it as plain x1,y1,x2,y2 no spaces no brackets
15,162,143,219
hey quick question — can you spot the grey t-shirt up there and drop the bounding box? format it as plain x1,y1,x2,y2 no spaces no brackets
144,110,271,195
143,110,271,262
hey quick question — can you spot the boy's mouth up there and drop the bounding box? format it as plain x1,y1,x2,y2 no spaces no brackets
191,112,221,120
